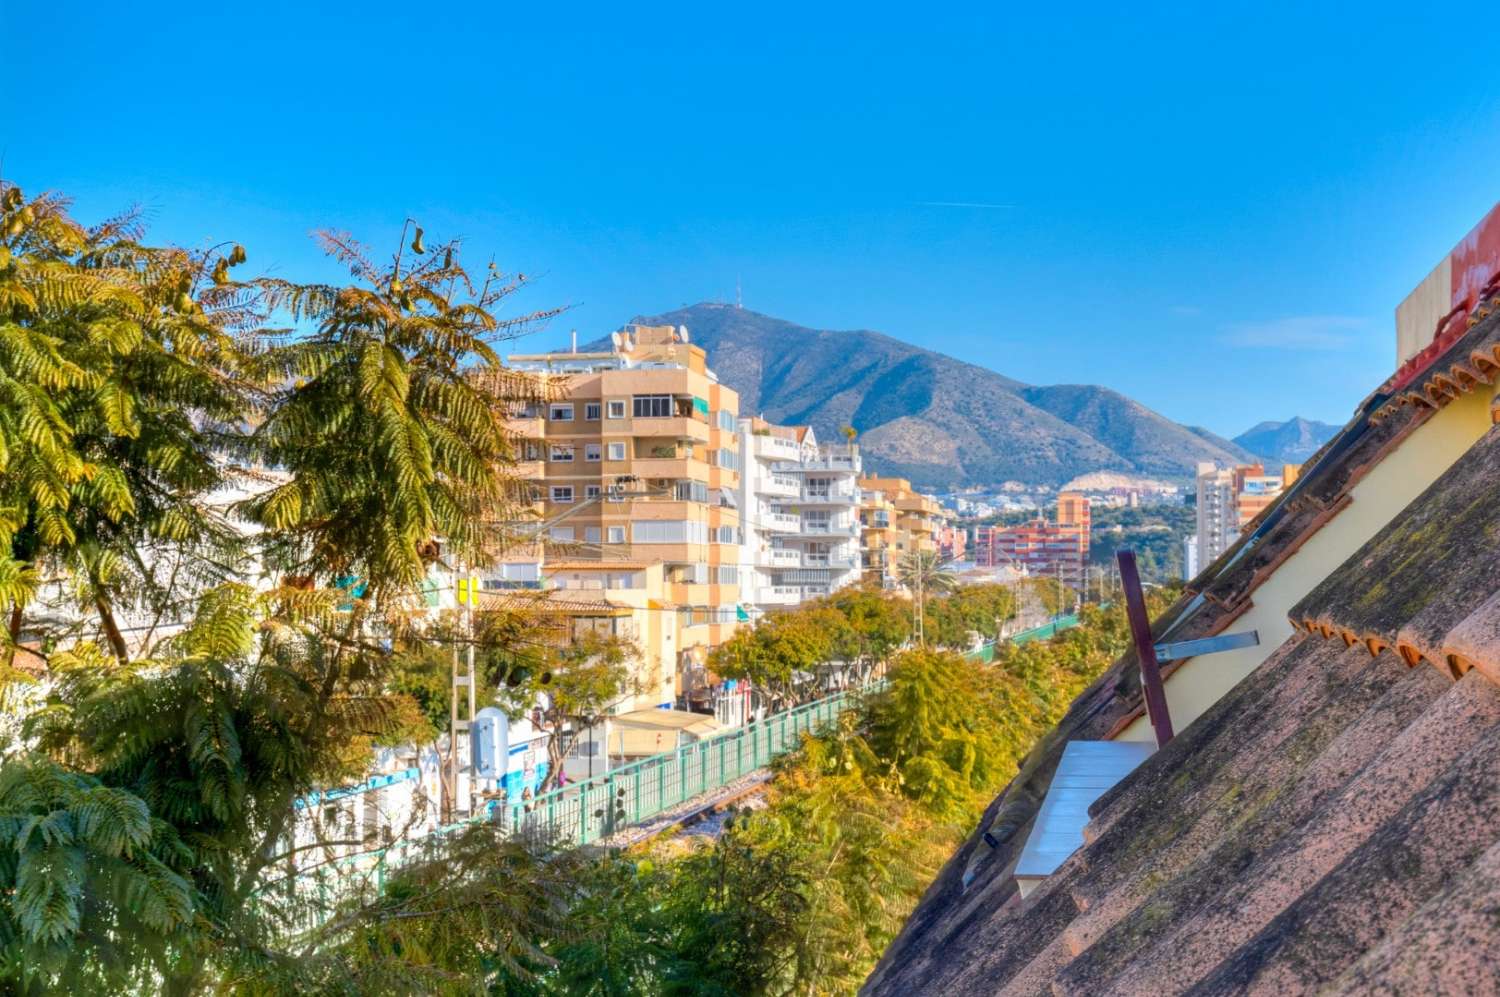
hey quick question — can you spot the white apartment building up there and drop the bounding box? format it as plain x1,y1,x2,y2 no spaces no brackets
1194,461,1239,568
735,419,863,619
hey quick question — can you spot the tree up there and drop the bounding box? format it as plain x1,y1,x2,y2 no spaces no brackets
0,182,254,665
0,189,559,993
242,223,556,602
490,621,637,792
710,606,848,711
896,549,957,646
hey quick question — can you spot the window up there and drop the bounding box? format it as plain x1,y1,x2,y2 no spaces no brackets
674,480,708,503
585,485,602,500
607,442,626,461
584,443,602,462
585,526,602,543
523,442,541,461
550,444,574,462
607,400,626,419
606,526,626,544
584,402,601,420
549,526,575,541
714,525,739,544
806,476,831,498
632,520,709,544
713,449,740,472
551,486,574,503
715,565,738,584
717,410,737,432
633,394,672,418
549,404,574,422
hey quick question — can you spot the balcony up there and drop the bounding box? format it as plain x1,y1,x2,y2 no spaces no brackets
751,434,803,460
766,548,802,567
763,511,802,533
795,451,862,474
799,483,859,505
796,520,859,538
756,474,801,499
803,555,860,571
630,416,710,443
758,585,802,605
630,455,710,480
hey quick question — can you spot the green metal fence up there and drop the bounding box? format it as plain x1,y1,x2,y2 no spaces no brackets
966,613,1081,662
475,687,856,847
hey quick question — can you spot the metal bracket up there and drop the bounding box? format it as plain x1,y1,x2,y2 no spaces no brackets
1154,630,1260,662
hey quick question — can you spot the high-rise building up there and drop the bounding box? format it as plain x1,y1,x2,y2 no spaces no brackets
1195,461,1287,567
1056,491,1092,560
973,493,1090,590
1194,462,1239,567
503,324,744,704
735,418,862,617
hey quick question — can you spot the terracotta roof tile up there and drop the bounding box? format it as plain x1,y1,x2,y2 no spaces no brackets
1441,588,1500,684
865,397,1500,995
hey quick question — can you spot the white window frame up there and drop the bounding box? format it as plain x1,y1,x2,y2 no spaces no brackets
584,401,602,420
606,400,626,419
550,486,574,503
606,442,626,462
606,526,626,544
549,404,574,422
584,443,603,462
550,444,574,462
585,485,602,500
549,526,575,541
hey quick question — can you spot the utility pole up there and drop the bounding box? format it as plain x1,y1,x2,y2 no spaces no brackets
447,570,478,822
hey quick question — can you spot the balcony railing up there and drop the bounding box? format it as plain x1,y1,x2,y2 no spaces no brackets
765,512,802,532
767,548,802,566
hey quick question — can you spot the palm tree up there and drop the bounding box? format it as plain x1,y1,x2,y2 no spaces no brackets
896,549,956,646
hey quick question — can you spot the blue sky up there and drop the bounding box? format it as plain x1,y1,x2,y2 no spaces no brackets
6,2,1500,436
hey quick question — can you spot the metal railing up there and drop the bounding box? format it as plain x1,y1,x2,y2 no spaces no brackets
277,614,1087,931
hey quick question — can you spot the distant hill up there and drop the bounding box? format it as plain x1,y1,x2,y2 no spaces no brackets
1232,417,1340,464
583,303,1254,489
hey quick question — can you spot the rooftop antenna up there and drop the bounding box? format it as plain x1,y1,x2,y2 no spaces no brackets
736,275,742,310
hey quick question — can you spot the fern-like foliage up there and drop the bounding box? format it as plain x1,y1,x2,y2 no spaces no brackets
242,230,556,601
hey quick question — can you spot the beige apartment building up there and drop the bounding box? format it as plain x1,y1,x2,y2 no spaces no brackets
503,324,744,705
859,476,946,586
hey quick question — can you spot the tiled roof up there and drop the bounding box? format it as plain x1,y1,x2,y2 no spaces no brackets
864,423,1500,995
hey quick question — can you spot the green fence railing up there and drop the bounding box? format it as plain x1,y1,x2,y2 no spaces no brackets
966,613,1080,662
278,615,1090,932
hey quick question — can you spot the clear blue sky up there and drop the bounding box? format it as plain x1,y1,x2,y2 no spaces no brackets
6,2,1500,436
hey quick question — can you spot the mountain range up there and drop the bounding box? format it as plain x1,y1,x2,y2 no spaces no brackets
1231,417,1340,464
597,303,1259,489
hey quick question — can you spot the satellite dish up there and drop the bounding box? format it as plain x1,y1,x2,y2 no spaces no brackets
677,325,690,343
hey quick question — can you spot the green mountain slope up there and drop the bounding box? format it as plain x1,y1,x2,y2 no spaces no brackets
606,303,1252,488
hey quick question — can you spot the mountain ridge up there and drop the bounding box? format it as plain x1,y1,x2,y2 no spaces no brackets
1231,416,1340,464
592,303,1255,488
